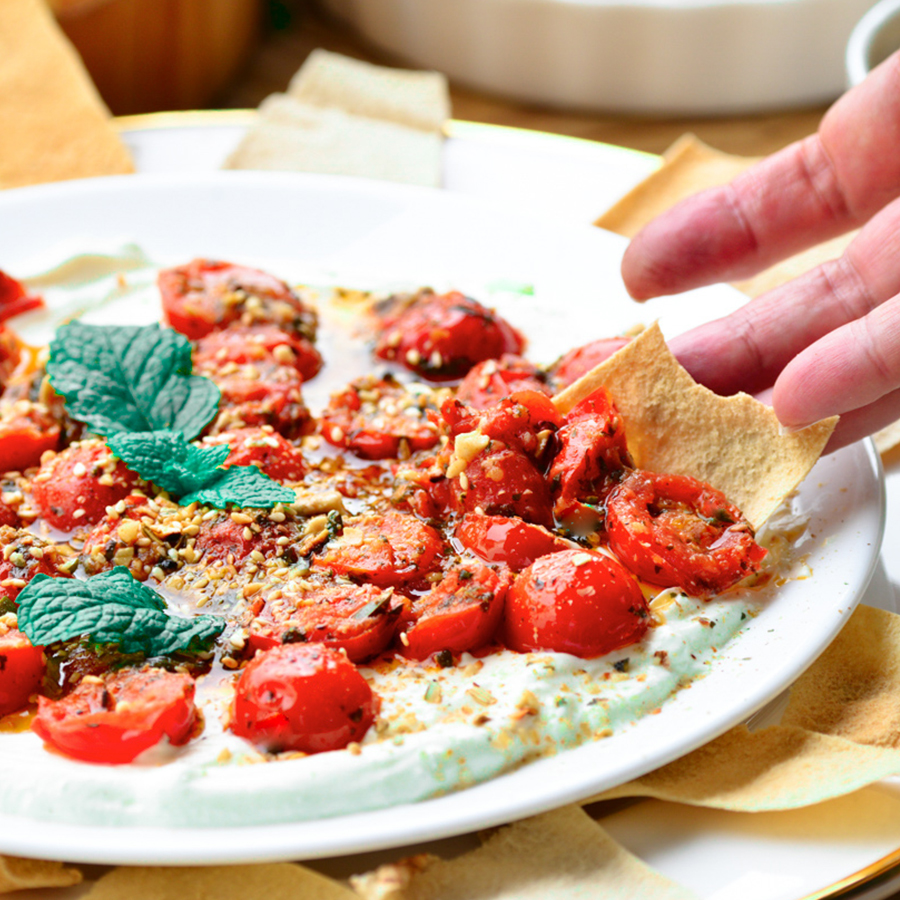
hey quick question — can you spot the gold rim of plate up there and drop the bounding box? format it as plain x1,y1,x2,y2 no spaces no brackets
112,105,895,900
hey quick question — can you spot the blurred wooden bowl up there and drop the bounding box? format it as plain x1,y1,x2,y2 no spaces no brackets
49,0,261,114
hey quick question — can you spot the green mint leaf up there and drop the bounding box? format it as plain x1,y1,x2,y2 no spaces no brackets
108,431,295,509
181,464,296,508
16,568,225,657
107,431,230,497
47,321,220,439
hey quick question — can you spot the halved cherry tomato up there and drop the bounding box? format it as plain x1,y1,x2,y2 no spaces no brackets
313,511,443,588
0,628,45,717
455,513,571,571
605,470,767,598
320,375,442,460
230,644,377,753
375,291,524,380
550,336,630,389
159,259,316,342
0,272,42,324
191,322,322,382
248,581,398,662
194,511,301,567
31,440,140,531
503,549,650,657
0,529,69,603
199,427,307,482
549,388,632,530
402,561,511,660
456,355,550,409
32,667,196,764
0,406,60,473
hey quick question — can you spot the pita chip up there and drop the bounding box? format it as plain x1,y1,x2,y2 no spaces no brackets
351,805,696,900
553,323,836,528
0,0,133,189
0,855,81,894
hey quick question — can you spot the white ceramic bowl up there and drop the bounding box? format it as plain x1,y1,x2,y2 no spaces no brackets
318,0,877,114
846,0,900,86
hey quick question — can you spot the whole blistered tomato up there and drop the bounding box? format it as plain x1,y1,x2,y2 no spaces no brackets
456,355,551,409
549,388,632,531
199,427,307,482
550,337,630,389
193,323,322,382
248,581,399,663
230,644,377,753
455,513,571,571
320,375,442,460
0,627,45,717
159,259,316,342
313,511,444,588
402,561,511,660
32,667,196,764
605,470,767,598
31,439,141,531
503,549,650,658
375,291,524,380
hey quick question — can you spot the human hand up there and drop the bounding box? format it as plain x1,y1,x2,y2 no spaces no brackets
620,51,900,451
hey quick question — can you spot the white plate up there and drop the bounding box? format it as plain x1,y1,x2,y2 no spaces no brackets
0,170,884,865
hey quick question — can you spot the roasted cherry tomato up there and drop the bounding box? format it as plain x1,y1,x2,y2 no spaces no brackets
191,322,322,382
503,549,650,657
375,291,524,380
31,440,141,531
0,272,42,325
605,470,767,598
550,336,629,389
248,581,398,662
159,259,316,342
0,405,60,473
0,627,45,717
456,355,550,409
320,375,442,460
402,561,511,660
230,644,377,753
199,427,307,482
549,388,632,531
313,511,444,588
32,667,196,764
0,528,69,604
194,510,301,567
455,513,571,571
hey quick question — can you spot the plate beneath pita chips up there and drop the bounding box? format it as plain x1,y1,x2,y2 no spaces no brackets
0,171,884,865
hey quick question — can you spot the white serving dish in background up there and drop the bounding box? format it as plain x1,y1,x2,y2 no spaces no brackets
846,0,900,85
318,0,877,114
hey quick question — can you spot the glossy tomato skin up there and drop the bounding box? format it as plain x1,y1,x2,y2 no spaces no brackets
456,355,551,409
31,440,141,531
230,644,377,754
0,628,45,717
605,470,767,598
503,549,650,658
550,337,630,389
159,259,317,342
320,375,442,460
199,427,307,482
0,272,42,325
402,561,511,660
455,513,571,572
247,581,399,663
375,291,524,380
313,511,444,588
32,667,196,764
0,405,60,474
549,388,632,531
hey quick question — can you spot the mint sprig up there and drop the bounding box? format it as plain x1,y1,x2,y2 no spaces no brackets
107,431,295,507
47,321,297,510
47,321,220,440
17,568,225,657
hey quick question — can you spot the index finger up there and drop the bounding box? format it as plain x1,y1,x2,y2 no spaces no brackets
622,51,900,300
